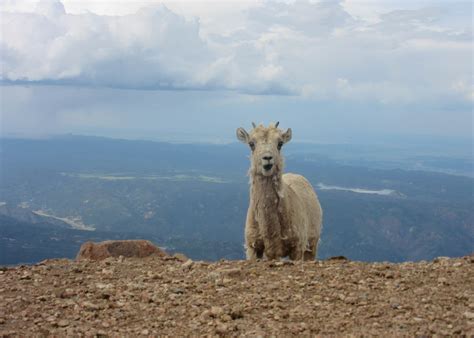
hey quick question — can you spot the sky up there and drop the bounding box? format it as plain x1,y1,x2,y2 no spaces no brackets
0,0,472,144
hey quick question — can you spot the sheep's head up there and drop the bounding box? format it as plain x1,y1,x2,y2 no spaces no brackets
236,122,292,177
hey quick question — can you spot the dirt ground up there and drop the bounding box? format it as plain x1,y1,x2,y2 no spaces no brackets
1,254,473,336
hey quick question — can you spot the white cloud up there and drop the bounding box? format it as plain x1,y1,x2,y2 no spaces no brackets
1,2,215,90
0,0,472,105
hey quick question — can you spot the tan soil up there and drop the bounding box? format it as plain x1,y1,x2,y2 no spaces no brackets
0,255,473,336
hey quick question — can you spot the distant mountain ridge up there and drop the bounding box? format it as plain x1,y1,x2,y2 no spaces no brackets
1,135,472,264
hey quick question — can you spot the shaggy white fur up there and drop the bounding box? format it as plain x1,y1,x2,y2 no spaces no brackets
237,122,322,260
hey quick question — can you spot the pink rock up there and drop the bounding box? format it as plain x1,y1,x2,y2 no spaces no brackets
76,240,167,261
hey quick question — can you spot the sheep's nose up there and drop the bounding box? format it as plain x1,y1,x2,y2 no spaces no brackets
262,156,273,161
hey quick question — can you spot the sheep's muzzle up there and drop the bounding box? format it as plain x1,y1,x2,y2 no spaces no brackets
263,163,273,171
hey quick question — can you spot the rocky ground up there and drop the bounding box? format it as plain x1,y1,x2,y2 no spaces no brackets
0,254,473,336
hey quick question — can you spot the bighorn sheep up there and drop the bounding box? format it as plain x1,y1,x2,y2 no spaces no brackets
236,122,322,260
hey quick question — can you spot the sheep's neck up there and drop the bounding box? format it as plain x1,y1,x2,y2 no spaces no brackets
250,174,283,243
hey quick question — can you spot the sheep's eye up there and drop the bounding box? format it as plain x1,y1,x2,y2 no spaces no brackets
249,141,255,150
277,141,284,150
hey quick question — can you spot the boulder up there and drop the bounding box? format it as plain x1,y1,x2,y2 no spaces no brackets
76,240,167,261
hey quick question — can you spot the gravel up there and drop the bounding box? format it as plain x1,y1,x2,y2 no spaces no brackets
0,254,473,336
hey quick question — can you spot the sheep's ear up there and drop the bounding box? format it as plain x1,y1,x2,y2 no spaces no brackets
236,127,250,144
282,128,292,143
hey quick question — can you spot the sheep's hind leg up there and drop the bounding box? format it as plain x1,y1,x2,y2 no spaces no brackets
303,238,317,261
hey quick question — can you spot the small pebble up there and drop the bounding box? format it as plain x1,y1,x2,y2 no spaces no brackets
57,320,69,327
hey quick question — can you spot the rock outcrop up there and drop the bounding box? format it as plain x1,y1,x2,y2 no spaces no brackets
76,240,167,261
0,254,473,336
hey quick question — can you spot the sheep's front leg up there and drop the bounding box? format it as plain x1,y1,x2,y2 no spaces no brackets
246,246,257,260
245,246,261,260
245,238,264,260
245,215,264,260
289,248,303,261
263,237,284,260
